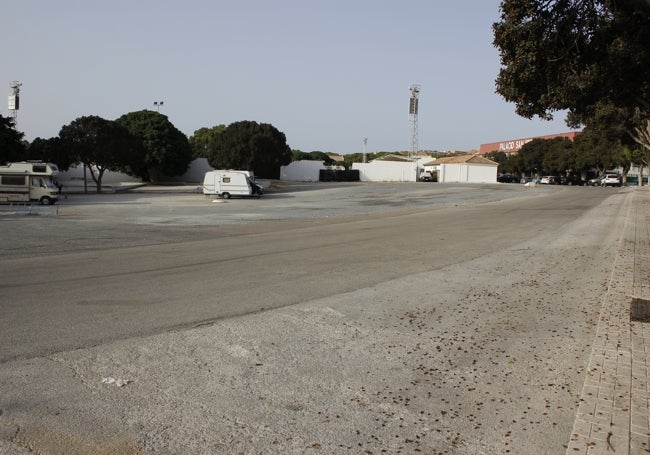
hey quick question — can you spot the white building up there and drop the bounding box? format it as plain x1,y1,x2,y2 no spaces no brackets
280,160,329,182
424,155,498,183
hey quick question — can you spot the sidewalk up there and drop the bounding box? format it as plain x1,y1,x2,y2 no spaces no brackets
566,187,650,454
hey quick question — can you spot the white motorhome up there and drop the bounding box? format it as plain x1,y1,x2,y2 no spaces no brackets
202,170,263,199
0,161,60,205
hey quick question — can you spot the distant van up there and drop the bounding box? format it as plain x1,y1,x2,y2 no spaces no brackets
0,161,60,205
202,170,264,199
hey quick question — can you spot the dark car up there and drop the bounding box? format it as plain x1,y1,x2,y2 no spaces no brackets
497,174,517,183
561,175,583,186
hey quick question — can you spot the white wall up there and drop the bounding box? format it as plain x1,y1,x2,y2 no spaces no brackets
58,164,141,185
164,158,213,183
439,164,497,183
280,160,327,182
352,161,417,182
467,164,497,183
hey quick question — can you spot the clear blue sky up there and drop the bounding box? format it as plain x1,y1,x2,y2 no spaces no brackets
2,0,577,154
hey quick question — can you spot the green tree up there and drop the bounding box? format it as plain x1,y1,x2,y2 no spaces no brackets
206,120,292,179
493,1,650,152
291,149,310,161
517,139,548,175
485,151,521,175
189,125,226,159
28,137,74,170
0,115,26,164
573,128,623,175
116,110,192,181
291,149,336,166
541,137,574,175
625,146,647,186
59,116,144,192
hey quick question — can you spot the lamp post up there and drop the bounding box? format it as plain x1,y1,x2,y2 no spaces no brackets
154,101,164,112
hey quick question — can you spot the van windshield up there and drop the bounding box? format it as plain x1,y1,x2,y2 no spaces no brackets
31,177,56,189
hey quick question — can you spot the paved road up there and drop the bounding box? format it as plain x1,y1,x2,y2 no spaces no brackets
0,183,631,454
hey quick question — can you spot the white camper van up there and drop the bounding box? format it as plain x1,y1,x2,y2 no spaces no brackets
202,170,264,199
0,161,60,205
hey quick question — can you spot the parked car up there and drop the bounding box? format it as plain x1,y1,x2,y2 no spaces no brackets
560,175,583,186
587,176,603,186
420,171,433,182
497,173,517,183
601,174,622,187
539,176,554,184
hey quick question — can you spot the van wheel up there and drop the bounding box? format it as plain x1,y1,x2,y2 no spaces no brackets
221,192,231,199
40,196,53,206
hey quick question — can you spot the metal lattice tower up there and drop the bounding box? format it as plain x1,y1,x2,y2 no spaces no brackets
8,81,21,128
409,84,420,158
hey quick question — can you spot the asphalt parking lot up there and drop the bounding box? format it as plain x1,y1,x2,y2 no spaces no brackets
0,182,636,454
1,181,564,258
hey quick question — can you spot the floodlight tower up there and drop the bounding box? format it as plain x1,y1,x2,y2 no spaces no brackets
409,84,420,158
8,81,22,128
363,137,368,163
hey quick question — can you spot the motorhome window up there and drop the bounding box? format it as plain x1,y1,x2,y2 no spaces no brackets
1,175,26,185
32,164,47,173
222,177,231,183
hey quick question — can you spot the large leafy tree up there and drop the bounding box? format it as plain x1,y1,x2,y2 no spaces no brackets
59,116,144,192
189,125,226,159
485,151,520,175
573,127,625,175
116,110,192,181
206,120,292,179
0,115,26,164
493,0,650,152
542,137,575,175
517,139,549,175
28,137,74,170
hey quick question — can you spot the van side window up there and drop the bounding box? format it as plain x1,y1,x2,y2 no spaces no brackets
222,177,231,183
1,175,26,185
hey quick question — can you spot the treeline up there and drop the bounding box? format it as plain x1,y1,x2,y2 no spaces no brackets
486,130,647,181
0,113,292,191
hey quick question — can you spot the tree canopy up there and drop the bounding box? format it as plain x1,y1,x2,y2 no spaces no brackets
189,125,226,159
493,0,650,151
28,137,73,171
58,115,144,192
291,150,336,165
116,110,192,181
0,115,26,164
206,120,292,179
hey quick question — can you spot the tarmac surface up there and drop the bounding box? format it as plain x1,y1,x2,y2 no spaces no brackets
0,182,648,454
